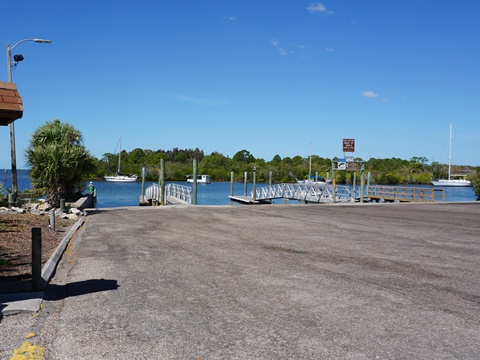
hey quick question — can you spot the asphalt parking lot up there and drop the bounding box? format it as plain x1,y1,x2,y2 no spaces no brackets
2,202,480,359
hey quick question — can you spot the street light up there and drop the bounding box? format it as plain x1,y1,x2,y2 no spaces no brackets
6,38,52,198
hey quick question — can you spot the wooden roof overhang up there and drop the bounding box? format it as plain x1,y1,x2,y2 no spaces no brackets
0,82,23,126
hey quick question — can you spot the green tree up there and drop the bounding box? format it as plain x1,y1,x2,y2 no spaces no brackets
25,119,95,207
129,148,146,165
232,149,255,163
472,167,480,200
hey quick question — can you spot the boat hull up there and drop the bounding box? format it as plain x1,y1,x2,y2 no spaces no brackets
430,179,471,187
104,175,138,183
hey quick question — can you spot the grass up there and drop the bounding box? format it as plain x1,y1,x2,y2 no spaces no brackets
0,258,13,267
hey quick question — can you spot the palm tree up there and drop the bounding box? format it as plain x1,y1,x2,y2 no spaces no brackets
25,119,95,208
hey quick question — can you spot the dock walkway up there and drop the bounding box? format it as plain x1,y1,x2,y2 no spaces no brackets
367,185,445,203
250,183,354,204
228,195,271,204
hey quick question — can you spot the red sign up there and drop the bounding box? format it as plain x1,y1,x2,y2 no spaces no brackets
343,139,355,152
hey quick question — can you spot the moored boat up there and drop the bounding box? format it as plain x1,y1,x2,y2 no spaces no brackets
105,174,138,183
186,174,211,184
431,123,471,187
104,137,138,183
430,176,471,187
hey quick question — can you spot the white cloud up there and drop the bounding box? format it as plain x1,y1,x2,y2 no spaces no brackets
306,2,333,14
362,90,391,103
362,90,379,98
270,39,306,57
325,47,335,52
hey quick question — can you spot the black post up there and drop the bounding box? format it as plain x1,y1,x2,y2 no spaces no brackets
32,228,42,290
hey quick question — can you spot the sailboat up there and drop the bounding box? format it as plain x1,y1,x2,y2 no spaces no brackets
430,123,471,187
104,137,138,182
293,144,330,186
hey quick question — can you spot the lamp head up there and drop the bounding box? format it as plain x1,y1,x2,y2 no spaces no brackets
13,54,24,62
33,38,52,44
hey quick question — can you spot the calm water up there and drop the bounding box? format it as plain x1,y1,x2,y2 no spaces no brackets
2,169,477,208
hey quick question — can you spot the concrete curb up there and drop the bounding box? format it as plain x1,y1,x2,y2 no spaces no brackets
41,218,84,288
0,217,85,316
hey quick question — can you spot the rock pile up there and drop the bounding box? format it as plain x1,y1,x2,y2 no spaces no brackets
0,201,86,220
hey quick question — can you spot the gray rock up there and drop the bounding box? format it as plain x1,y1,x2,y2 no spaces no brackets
70,208,82,215
38,203,52,212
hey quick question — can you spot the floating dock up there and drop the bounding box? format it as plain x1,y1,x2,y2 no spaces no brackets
228,196,272,205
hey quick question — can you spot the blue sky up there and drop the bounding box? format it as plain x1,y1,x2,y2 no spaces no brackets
1,0,479,169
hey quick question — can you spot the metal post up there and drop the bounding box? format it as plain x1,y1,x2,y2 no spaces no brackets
243,171,248,196
6,38,52,202
49,209,55,231
32,228,42,290
7,193,15,208
353,172,357,201
160,159,165,205
315,171,319,182
331,161,336,204
141,167,146,203
367,171,371,200
230,171,234,196
359,163,365,203
252,167,257,201
193,159,197,205
6,44,18,201
60,198,65,211
269,171,273,186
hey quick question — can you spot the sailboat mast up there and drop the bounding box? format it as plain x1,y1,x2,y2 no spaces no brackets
117,137,122,175
448,122,452,181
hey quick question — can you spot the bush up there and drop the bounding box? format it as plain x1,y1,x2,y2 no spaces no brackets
472,167,480,200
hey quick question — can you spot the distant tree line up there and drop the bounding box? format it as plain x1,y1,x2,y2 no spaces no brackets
7,120,477,208
88,147,479,190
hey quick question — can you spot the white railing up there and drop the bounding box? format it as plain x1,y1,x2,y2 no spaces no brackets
254,184,354,203
167,183,192,203
144,183,192,204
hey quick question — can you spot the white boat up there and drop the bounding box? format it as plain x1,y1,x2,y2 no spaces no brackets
297,178,331,186
186,174,211,184
104,137,138,183
105,174,138,183
431,123,471,187
292,143,331,186
290,172,330,186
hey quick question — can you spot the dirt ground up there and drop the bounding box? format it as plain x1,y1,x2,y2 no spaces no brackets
0,212,76,283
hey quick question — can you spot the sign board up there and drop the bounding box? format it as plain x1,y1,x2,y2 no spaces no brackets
343,138,355,152
338,158,347,170
347,161,359,170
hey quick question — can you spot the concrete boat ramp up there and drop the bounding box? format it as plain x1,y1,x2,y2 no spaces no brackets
2,202,480,359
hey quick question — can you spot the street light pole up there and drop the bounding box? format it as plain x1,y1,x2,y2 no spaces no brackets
6,38,51,197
